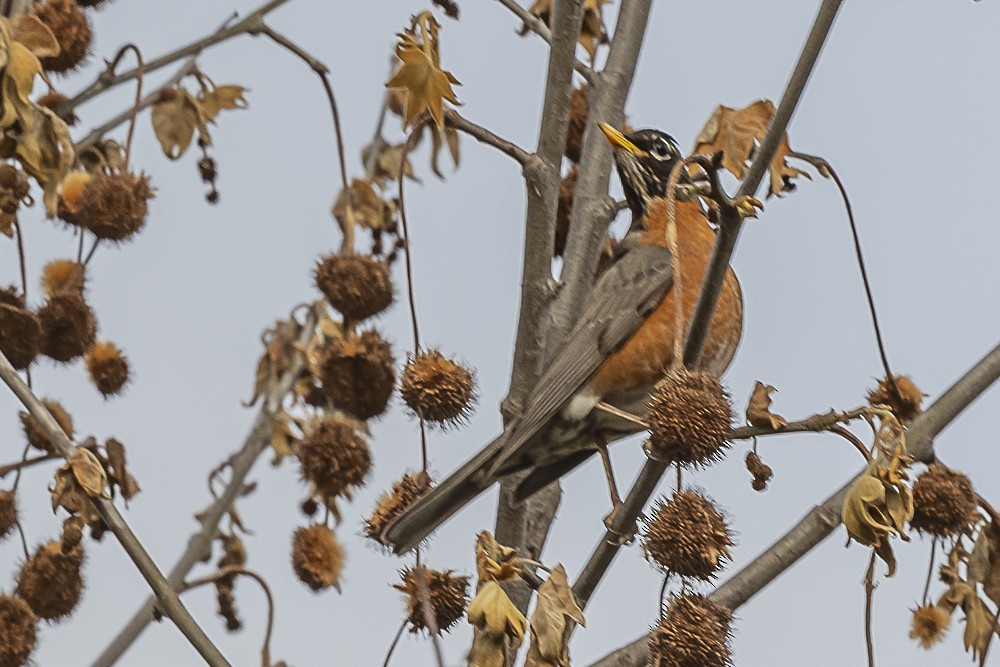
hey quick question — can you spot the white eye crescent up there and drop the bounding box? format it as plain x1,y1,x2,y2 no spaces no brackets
652,140,672,159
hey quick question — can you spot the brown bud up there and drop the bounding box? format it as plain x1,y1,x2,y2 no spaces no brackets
297,416,372,502
291,524,344,592
38,292,96,362
85,341,130,397
16,540,85,621
314,253,394,321
36,92,78,125
646,369,733,467
395,567,469,634
745,451,773,492
400,349,476,427
34,0,92,73
909,464,978,538
364,471,432,544
0,594,37,667
319,330,395,420
642,490,732,581
649,594,732,667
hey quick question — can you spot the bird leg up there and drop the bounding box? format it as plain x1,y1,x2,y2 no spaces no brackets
596,435,636,543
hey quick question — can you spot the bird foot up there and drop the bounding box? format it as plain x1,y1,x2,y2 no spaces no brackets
734,195,764,219
603,504,637,545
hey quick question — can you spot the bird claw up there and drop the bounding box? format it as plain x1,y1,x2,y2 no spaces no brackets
734,195,764,219
603,504,637,545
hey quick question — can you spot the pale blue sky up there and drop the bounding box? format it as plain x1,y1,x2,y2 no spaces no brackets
3,1,1000,665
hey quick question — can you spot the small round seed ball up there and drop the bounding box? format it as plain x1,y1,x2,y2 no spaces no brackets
319,330,395,420
867,375,923,424
646,369,733,466
641,490,732,581
400,349,476,427
648,594,732,667
16,540,85,621
0,297,42,370
19,399,73,453
0,594,37,667
34,0,92,73
85,341,130,397
395,567,469,634
296,416,372,501
37,292,96,362
0,490,17,542
909,464,978,538
291,524,344,592
315,253,393,321
74,172,153,242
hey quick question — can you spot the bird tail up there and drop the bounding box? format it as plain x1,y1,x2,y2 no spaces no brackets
381,435,505,554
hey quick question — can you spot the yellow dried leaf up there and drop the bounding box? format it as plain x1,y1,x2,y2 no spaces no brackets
9,14,59,58
16,105,74,216
475,531,521,582
67,447,108,498
969,522,1000,608
693,100,811,198
745,381,786,430
468,580,527,667
331,178,394,232
0,39,40,128
244,317,302,407
385,21,461,129
963,595,995,661
525,565,584,667
150,88,210,159
198,84,248,122
270,411,299,466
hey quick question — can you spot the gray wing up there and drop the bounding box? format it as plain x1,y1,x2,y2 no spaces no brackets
489,242,673,473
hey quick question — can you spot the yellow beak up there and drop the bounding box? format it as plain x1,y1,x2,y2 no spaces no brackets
599,122,645,156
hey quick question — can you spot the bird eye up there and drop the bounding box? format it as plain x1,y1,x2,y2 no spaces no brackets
652,140,672,159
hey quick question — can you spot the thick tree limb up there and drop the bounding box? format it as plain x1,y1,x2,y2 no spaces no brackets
0,351,231,667
89,306,319,667
587,338,1000,667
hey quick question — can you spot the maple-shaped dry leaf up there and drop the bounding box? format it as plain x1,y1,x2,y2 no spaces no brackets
745,381,787,430
151,88,210,159
198,84,249,122
385,24,461,129
693,99,811,198
468,580,528,667
524,565,585,667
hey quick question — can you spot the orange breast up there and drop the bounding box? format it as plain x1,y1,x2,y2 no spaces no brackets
588,199,743,399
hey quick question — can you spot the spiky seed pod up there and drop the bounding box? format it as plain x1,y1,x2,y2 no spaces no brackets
0,490,17,541
909,464,978,537
318,330,395,420
20,399,73,453
41,259,85,297
555,165,577,258
0,293,42,370
314,253,394,321
909,603,950,649
73,172,153,242
33,0,92,73
646,369,733,466
564,84,589,163
400,350,476,426
36,92,78,125
291,524,344,592
745,451,773,492
16,540,85,621
85,341,130,396
642,490,732,581
37,292,96,362
867,375,923,424
395,567,469,634
364,471,433,543
0,594,37,667
297,416,372,501
648,594,733,667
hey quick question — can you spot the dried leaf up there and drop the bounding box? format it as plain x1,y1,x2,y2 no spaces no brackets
270,411,299,466
198,84,248,122
745,381,786,430
9,14,59,58
963,594,996,661
385,15,461,129
475,531,521,582
693,100,811,198
429,123,460,178
16,105,74,216
67,447,108,498
244,317,302,407
151,88,210,159
331,178,395,232
525,565,584,667
969,522,1000,608
468,581,527,667
105,437,140,501
523,0,608,61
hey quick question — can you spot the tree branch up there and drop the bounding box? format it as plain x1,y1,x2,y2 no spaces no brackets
493,0,596,85
89,305,320,667
444,109,532,166
587,337,1000,667
0,352,230,667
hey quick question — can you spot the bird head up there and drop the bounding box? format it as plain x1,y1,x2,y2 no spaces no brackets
600,123,683,222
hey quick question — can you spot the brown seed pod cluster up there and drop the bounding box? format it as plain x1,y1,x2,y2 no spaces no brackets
909,603,950,649
649,594,733,667
642,490,732,581
400,349,476,427
364,471,433,543
744,451,773,492
564,84,589,163
85,341,130,397
291,524,344,592
37,292,96,362
555,165,577,258
0,287,41,370
16,540,85,621
867,375,923,424
909,464,978,538
646,369,733,466
73,172,153,242
297,416,372,502
315,253,394,321
395,567,469,634
20,398,73,453
0,490,17,541
319,330,395,420
0,594,37,667
33,0,92,73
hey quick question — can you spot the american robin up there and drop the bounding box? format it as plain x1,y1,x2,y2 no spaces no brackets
382,123,744,554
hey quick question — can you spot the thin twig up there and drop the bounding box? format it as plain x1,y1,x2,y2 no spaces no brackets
444,110,532,165
397,125,425,353
864,551,876,667
12,219,27,302
0,452,59,478
104,44,146,169
493,0,596,84
382,620,408,667
0,348,231,667
921,538,937,605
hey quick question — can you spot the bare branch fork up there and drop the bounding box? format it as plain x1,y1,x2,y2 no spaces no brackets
588,338,1000,667
89,306,320,667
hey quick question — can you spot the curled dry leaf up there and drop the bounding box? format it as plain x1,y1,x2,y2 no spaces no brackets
150,87,210,159
474,531,521,582
522,0,609,61
245,317,303,407
467,581,527,667
693,99,811,198
270,411,300,466
384,12,461,129
524,565,584,667
5,14,59,58
197,83,248,122
331,178,395,233
745,381,787,430
104,437,140,501
968,521,1000,608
